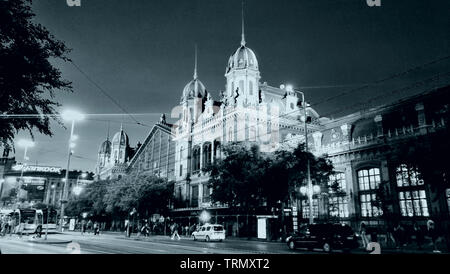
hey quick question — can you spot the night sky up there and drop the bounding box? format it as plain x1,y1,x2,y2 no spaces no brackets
12,0,450,172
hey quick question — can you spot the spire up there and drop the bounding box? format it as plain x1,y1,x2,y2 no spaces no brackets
106,121,110,141
241,1,246,46
193,44,198,79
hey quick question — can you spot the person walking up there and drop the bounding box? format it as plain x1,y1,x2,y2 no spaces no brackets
413,222,424,250
427,220,441,253
87,220,93,234
171,222,180,240
81,219,86,235
94,222,100,235
360,222,369,248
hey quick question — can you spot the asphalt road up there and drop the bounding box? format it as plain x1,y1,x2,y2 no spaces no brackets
0,232,311,254
2,232,440,254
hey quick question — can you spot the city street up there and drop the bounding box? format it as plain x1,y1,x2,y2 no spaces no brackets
1,232,445,254
0,232,307,254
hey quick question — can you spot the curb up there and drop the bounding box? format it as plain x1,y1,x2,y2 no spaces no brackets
27,239,72,245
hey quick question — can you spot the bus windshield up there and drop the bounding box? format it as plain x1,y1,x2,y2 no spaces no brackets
42,208,58,224
21,209,37,225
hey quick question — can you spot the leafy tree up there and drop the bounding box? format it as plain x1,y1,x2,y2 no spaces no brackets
205,143,269,210
103,173,174,218
206,143,335,213
0,0,72,146
65,180,108,220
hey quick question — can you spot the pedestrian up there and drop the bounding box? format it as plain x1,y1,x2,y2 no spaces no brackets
360,222,369,248
393,222,405,248
81,219,86,235
141,221,149,237
427,220,441,253
413,222,424,249
171,222,180,240
87,220,93,234
185,225,189,237
94,222,100,235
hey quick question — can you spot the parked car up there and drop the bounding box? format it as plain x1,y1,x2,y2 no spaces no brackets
286,223,359,252
192,224,225,242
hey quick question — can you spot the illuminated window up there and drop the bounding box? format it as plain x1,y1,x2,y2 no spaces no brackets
302,199,318,219
358,168,380,191
396,164,429,217
329,172,346,192
329,196,349,218
357,168,382,218
360,193,382,217
328,172,348,218
396,164,424,187
399,190,429,217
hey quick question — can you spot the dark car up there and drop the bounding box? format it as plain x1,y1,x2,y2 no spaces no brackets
286,223,359,253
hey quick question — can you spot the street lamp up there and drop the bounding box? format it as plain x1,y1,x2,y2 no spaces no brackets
59,109,85,232
283,84,314,225
16,139,35,207
73,172,87,196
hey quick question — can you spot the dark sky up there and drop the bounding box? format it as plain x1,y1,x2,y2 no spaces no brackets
13,0,450,172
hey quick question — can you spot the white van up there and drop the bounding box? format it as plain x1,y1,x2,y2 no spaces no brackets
192,224,225,242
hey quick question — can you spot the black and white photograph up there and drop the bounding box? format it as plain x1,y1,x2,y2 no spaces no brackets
0,0,449,267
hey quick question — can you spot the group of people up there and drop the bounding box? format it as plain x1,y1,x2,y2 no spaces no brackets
80,219,100,235
360,220,442,253
0,216,14,236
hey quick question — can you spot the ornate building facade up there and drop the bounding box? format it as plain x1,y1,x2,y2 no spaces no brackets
95,125,137,181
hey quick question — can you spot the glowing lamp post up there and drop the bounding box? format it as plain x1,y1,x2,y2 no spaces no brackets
16,139,35,207
59,109,85,232
199,210,211,224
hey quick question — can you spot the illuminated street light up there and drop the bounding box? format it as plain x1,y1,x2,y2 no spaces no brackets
16,139,35,207
73,185,83,196
61,109,85,122
59,108,85,232
282,83,314,225
199,210,211,224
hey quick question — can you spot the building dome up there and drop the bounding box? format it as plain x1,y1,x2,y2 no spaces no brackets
181,78,206,102
112,129,129,146
226,45,259,74
98,139,111,155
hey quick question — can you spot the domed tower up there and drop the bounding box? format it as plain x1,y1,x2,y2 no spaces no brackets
180,47,207,125
225,5,260,107
95,137,111,175
111,124,130,164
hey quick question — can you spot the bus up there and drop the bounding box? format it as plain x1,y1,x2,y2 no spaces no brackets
10,208,58,235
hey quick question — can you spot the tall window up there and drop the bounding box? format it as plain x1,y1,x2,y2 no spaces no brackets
357,168,382,217
202,185,211,203
396,164,429,217
302,199,318,219
249,81,253,95
192,147,201,172
328,172,349,218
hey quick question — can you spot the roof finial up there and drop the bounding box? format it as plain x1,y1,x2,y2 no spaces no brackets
193,44,198,79
241,1,246,46
106,121,110,141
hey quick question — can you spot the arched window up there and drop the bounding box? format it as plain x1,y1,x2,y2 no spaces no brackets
328,172,348,218
357,167,382,217
228,128,233,142
202,142,212,167
396,164,429,217
192,146,201,172
213,140,221,160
